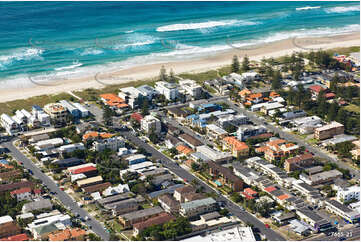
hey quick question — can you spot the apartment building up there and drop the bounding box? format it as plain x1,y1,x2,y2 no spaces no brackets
179,197,218,217
137,85,158,100
158,194,180,213
325,200,360,224
141,115,161,134
118,87,142,109
237,125,267,141
0,114,20,135
32,105,51,126
59,100,81,118
216,114,249,129
133,213,175,236
284,153,314,172
43,103,67,123
257,139,299,161
206,124,228,140
233,164,260,185
179,79,202,98
337,185,360,203
300,169,342,186
208,161,243,192
92,136,125,152
58,143,85,154
119,206,164,228
314,121,344,140
196,145,232,163
155,81,179,100
222,136,249,158
100,93,128,109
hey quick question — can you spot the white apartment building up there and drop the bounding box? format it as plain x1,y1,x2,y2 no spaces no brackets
71,102,89,118
118,87,142,109
155,81,179,100
1,113,20,135
337,185,360,203
32,105,51,126
141,115,161,134
92,136,125,152
43,103,67,123
179,79,202,99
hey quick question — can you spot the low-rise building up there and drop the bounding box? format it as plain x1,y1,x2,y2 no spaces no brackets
22,199,52,213
48,228,86,241
0,114,20,135
118,87,142,109
133,212,175,236
100,93,128,109
119,206,164,228
206,124,228,140
125,154,147,165
92,136,125,152
158,194,180,213
10,187,32,201
314,121,344,140
300,169,342,186
180,197,218,218
58,143,85,154
237,125,267,141
76,176,103,188
179,79,202,99
284,153,314,172
325,200,360,224
196,145,232,163
295,208,332,232
174,185,196,203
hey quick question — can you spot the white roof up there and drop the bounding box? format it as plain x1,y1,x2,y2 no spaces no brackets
0,215,13,225
125,154,146,161
35,138,63,147
129,161,154,171
206,124,227,135
181,226,255,242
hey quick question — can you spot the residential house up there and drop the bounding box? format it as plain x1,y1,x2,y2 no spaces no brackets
10,187,32,202
43,103,67,123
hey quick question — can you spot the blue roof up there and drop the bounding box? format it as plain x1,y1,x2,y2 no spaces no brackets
0,159,9,165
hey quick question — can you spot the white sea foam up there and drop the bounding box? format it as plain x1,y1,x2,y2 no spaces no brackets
54,61,83,71
80,48,104,56
156,20,258,32
296,6,321,11
325,5,360,14
0,48,43,69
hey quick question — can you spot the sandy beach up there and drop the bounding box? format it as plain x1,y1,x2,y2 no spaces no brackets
0,32,359,103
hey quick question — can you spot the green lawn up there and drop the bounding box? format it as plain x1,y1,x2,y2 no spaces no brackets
344,104,360,114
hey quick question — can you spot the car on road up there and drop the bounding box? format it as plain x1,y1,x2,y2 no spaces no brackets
183,178,188,182
265,224,270,228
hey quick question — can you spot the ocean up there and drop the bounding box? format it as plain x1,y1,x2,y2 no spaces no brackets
0,1,359,88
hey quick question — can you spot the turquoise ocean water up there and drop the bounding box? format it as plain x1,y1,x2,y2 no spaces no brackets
0,1,359,87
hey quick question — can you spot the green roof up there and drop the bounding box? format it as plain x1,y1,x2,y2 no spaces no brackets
34,224,58,235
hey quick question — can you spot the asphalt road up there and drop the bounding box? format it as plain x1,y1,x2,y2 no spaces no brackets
226,101,360,180
120,131,286,241
2,141,110,241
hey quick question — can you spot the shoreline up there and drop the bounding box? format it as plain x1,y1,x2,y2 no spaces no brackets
0,32,359,103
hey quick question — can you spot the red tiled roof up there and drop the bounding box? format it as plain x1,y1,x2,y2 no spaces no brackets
10,187,31,195
286,153,313,164
309,85,324,93
131,113,143,122
242,192,256,200
0,233,29,241
324,92,336,98
264,186,277,193
33,189,41,194
277,194,290,200
71,166,97,175
244,188,258,195
223,136,249,151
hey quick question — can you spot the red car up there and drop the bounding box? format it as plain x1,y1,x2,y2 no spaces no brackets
265,224,270,228
183,178,188,182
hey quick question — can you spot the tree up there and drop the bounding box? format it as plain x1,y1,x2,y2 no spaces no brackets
231,55,240,73
241,55,250,72
271,70,282,90
191,162,200,171
169,69,176,83
159,65,168,81
327,102,338,121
